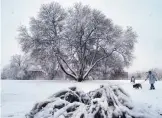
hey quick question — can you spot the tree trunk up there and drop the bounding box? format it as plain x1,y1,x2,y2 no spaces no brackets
57,50,115,82
77,77,83,82
76,72,83,82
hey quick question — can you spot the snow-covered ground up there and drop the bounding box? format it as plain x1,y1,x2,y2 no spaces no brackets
1,80,162,118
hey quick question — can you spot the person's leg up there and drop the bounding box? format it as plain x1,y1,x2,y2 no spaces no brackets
150,84,153,90
152,84,155,89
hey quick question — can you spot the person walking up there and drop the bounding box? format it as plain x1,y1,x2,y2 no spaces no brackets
145,71,157,90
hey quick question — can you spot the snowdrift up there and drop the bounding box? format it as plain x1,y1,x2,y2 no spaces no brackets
26,85,161,118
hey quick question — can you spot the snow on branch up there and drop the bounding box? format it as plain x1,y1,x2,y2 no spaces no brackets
25,85,160,118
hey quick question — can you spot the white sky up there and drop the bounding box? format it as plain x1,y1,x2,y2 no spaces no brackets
1,0,162,72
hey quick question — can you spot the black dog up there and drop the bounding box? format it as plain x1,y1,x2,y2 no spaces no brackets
133,83,142,89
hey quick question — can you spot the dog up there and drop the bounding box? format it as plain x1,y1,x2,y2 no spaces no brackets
133,83,142,89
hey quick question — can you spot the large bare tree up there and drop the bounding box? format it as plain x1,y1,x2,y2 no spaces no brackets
18,2,137,82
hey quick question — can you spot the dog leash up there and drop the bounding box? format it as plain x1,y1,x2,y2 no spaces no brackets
140,80,146,84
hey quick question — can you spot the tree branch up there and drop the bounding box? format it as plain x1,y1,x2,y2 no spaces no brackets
90,39,99,65
83,49,116,79
80,28,95,48
57,57,77,81
58,55,77,76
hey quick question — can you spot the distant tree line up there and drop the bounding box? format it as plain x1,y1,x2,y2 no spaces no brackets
1,55,43,80
1,2,137,81
130,69,162,80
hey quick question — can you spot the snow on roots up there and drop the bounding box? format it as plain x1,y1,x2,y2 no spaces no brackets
26,85,155,118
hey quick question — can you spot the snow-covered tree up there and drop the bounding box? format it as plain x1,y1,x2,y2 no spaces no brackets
9,55,26,79
1,65,12,79
18,2,137,82
1,54,33,80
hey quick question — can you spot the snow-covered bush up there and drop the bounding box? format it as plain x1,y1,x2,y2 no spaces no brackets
26,85,160,118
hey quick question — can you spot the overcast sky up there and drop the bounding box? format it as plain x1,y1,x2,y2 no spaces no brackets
1,0,162,72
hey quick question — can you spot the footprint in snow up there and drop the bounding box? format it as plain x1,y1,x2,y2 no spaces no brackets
8,114,14,117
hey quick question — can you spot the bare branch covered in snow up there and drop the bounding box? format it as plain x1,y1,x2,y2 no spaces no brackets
25,85,160,118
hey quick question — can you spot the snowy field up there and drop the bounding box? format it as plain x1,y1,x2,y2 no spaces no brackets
1,80,162,118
